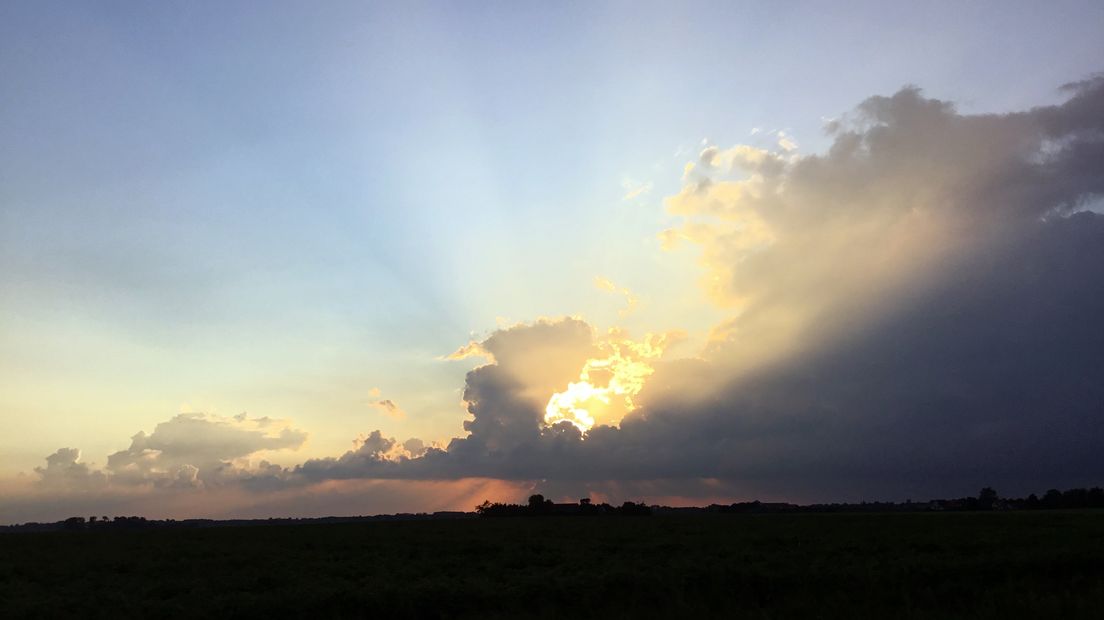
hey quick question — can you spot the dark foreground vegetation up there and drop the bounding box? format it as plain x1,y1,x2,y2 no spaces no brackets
476,486,1104,517
2,510,1103,618
6,487,1101,534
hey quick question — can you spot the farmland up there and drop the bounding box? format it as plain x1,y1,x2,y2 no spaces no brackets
2,511,1103,618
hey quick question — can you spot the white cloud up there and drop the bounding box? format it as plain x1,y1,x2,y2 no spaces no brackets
100,412,307,487
621,178,654,201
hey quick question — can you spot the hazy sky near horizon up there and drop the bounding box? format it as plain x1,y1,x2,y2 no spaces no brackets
2,1,1103,522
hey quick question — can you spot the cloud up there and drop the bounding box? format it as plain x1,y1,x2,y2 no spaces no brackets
443,340,491,362
666,79,1104,378
16,78,1104,518
403,438,429,458
453,318,597,452
594,276,639,317
776,131,798,152
371,399,406,420
296,430,447,481
295,318,688,482
34,412,308,490
622,178,654,201
293,78,1104,498
34,448,107,490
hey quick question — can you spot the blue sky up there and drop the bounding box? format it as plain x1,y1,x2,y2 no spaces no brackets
2,1,1103,518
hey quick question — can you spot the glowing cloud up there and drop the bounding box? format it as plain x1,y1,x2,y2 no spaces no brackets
444,341,492,362
594,276,639,317
370,399,406,420
544,329,682,432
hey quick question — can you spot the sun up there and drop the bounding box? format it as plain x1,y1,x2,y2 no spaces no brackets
544,381,606,431
543,330,680,432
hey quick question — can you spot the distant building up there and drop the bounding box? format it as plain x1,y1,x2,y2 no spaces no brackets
549,503,582,515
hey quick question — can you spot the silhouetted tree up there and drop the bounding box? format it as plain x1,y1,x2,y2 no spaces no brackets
1063,488,1088,508
1090,487,1104,508
526,494,554,515
579,498,598,515
1042,489,1063,508
978,487,998,510
618,501,652,516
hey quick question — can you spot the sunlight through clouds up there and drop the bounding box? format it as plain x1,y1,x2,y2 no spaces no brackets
544,329,683,431
3,0,1103,522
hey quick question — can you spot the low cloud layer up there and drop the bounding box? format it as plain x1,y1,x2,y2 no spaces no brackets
35,413,307,493
18,78,1104,519
34,448,107,490
290,77,1104,497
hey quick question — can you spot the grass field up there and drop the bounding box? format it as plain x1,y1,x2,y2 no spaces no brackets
2,511,1103,618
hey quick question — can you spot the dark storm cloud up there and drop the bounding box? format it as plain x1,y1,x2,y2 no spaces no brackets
589,213,1104,498
31,78,1104,503
295,78,1104,499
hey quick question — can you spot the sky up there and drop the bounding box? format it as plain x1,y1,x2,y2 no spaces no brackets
2,1,1103,523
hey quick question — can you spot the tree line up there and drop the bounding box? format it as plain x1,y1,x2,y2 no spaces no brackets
475,494,652,517
5,486,1103,533
711,486,1104,514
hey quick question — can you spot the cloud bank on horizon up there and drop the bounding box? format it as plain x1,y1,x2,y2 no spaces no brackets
8,77,1104,522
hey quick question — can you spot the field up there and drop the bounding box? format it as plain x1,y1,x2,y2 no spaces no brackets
2,511,1103,618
